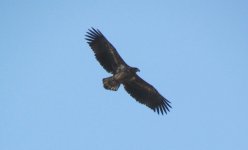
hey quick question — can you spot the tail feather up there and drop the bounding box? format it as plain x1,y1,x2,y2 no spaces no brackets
103,77,120,91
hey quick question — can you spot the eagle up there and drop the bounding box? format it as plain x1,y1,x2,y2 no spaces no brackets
85,28,171,115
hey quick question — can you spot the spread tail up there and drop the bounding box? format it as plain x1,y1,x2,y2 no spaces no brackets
103,77,120,91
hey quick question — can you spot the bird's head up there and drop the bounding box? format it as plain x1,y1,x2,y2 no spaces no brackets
132,67,140,73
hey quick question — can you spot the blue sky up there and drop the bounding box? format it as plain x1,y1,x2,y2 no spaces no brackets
1,0,248,149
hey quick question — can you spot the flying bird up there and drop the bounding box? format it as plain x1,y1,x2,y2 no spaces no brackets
85,28,171,115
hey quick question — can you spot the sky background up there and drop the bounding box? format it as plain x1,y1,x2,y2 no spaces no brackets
1,0,248,150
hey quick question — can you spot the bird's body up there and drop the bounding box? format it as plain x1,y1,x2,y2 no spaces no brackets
85,28,171,115
103,65,139,91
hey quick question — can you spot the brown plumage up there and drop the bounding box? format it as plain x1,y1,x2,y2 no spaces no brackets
85,28,171,115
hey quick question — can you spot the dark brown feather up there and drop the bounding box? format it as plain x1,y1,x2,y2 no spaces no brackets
123,75,171,114
85,28,127,74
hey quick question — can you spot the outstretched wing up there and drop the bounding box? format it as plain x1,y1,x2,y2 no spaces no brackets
123,75,171,115
85,28,128,74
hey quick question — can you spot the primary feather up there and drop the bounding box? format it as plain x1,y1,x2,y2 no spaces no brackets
85,28,127,74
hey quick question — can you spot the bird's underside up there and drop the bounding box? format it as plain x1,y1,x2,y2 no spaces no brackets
85,27,172,115
102,66,138,91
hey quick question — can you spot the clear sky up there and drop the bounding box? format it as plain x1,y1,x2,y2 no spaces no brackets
1,0,248,150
